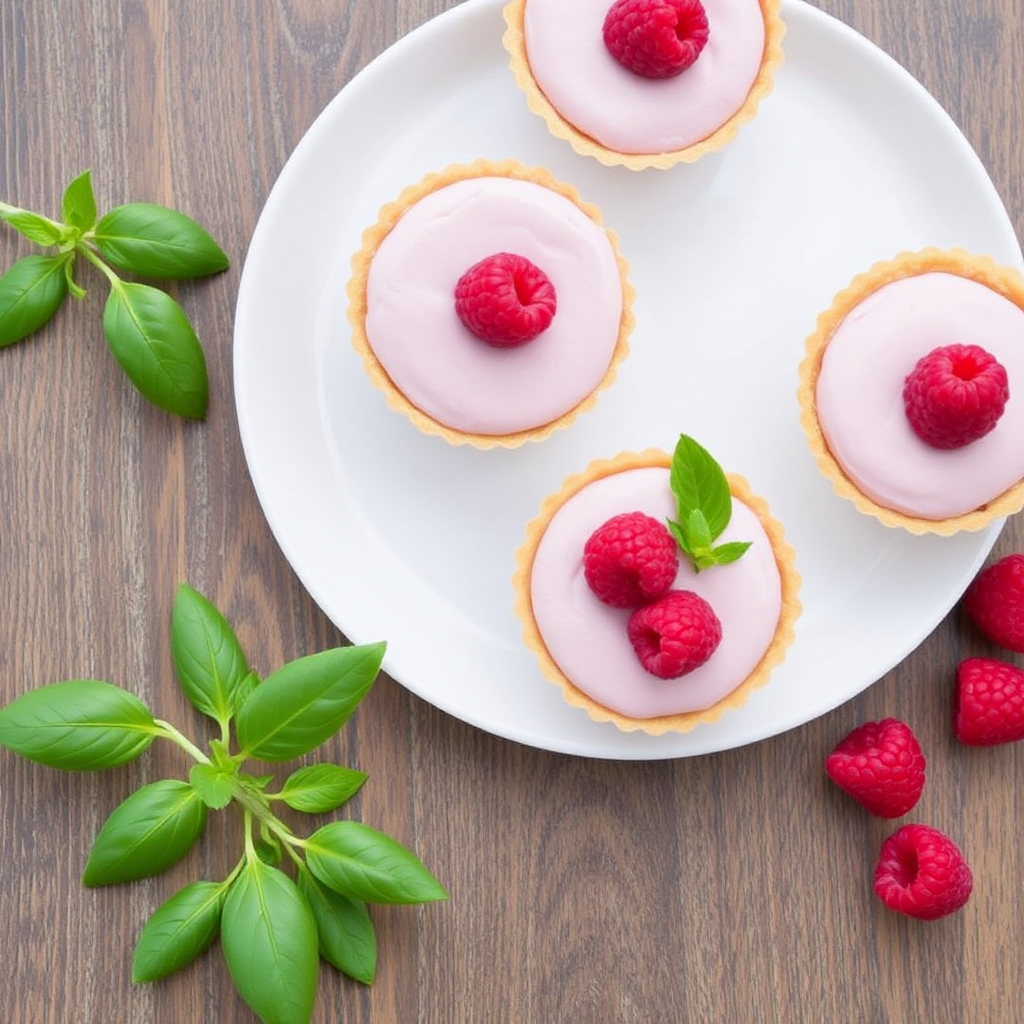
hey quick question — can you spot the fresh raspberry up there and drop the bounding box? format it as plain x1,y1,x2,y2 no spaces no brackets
583,512,679,608
454,252,556,348
602,0,709,80
825,718,926,818
954,656,1024,746
626,589,721,679
873,824,972,920
902,343,1009,449
963,554,1024,652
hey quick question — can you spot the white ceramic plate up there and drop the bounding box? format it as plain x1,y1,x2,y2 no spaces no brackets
234,0,1021,759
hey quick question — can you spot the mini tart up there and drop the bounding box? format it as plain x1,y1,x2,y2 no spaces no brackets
347,159,634,449
798,249,1024,535
501,0,785,170
513,449,801,735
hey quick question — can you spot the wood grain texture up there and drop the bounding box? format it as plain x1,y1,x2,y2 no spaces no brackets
2,1,1023,1021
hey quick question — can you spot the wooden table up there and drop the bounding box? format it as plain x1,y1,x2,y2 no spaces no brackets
2,2,1023,1021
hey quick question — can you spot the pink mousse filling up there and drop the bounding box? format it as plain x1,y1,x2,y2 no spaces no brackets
530,466,783,719
364,176,623,436
815,272,1024,519
523,0,766,154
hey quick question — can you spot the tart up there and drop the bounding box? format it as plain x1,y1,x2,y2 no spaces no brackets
347,159,634,449
502,0,785,170
798,249,1024,534
513,437,801,734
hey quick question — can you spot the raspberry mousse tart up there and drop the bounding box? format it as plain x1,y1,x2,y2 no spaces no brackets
798,249,1024,534
347,159,634,448
513,435,801,734
502,0,785,170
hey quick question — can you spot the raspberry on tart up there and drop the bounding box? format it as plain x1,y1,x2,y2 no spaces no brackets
583,511,678,608
627,589,722,679
903,343,1009,450
454,251,557,347
602,0,710,79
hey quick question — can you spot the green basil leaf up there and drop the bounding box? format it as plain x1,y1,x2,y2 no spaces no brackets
0,206,65,246
0,254,69,346
235,642,385,763
93,203,229,279
102,281,208,418
61,170,97,231
304,821,448,906
686,508,713,553
231,670,261,715
666,518,694,561
0,679,156,770
222,860,319,1024
669,434,732,542
83,779,207,886
189,763,236,810
171,584,249,726
297,866,376,985
132,880,224,983
254,836,283,867
278,763,367,813
709,540,753,566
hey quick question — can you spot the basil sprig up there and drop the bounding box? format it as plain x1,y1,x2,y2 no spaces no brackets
0,583,447,1024
667,434,752,572
0,170,228,418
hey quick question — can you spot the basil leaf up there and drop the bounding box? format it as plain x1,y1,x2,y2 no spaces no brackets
669,434,732,542
304,821,448,905
189,763,236,810
171,584,249,727
232,670,261,714
83,779,207,886
297,866,376,984
686,508,713,553
278,764,367,814
102,281,208,418
62,170,97,231
221,860,319,1024
0,207,64,246
709,540,753,566
0,254,69,346
0,679,156,770
235,642,385,763
132,880,224,983
93,203,229,279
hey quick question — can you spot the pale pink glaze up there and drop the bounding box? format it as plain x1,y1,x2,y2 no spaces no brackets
364,176,623,435
530,467,783,718
816,273,1024,519
522,0,766,154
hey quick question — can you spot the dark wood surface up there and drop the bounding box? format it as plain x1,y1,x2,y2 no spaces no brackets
2,1,1023,1021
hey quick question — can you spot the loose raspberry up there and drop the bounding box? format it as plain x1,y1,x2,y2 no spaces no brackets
583,512,679,608
873,824,972,920
963,553,1024,652
902,343,1009,449
626,589,721,679
454,252,556,348
954,656,1024,746
602,0,709,80
825,718,926,818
